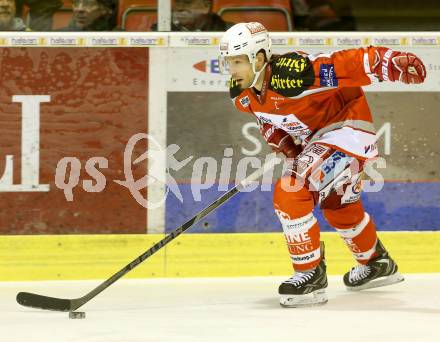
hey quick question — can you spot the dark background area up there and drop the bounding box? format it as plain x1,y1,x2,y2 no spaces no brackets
330,0,440,31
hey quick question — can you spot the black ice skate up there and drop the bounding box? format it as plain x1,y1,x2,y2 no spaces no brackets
344,239,404,291
279,242,328,308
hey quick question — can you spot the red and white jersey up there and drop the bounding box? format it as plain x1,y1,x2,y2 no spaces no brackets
230,47,384,160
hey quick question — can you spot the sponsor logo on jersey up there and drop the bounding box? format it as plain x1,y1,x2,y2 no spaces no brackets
286,231,314,255
341,174,363,204
256,116,273,124
310,150,354,193
281,121,300,129
263,126,276,141
345,238,362,253
289,128,312,138
291,251,316,263
364,142,378,154
280,121,311,137
193,59,220,74
255,113,312,138
319,190,328,202
319,64,338,87
289,215,315,231
290,144,330,177
321,151,347,174
270,54,314,96
271,74,304,90
281,121,308,132
352,177,362,194
306,143,329,157
295,155,315,172
275,209,291,221
275,57,307,73
239,96,250,108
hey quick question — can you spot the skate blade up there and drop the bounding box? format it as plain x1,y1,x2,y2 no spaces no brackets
280,289,328,308
346,272,405,292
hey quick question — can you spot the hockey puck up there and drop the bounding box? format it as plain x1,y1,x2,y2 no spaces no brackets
69,311,86,319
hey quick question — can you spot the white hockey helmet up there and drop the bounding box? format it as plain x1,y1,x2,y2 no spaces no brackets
219,22,272,77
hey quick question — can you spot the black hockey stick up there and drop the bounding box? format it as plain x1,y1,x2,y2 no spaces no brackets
16,154,280,312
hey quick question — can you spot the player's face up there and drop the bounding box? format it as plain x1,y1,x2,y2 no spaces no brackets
72,0,110,29
0,0,15,30
225,55,254,89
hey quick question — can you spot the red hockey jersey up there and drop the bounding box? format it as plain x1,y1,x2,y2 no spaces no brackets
230,47,386,160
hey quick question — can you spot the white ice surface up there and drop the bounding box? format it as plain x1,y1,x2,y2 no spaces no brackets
1,274,439,342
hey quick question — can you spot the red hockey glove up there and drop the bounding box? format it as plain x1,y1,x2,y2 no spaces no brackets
259,122,302,158
373,48,426,84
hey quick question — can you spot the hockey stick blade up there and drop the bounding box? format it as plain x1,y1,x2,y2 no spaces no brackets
16,292,75,312
16,154,281,312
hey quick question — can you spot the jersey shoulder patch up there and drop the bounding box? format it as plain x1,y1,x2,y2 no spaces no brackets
269,52,315,97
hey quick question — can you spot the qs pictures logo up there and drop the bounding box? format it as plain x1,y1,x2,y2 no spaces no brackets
193,59,220,74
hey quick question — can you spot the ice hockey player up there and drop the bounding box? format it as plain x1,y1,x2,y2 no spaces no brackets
218,22,426,307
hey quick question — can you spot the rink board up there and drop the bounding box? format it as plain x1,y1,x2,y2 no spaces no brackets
0,31,439,236
0,46,150,234
0,231,439,281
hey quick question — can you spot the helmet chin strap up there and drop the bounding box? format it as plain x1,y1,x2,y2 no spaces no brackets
249,61,267,88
